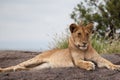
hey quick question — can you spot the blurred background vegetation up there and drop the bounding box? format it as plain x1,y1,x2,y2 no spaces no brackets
50,0,120,54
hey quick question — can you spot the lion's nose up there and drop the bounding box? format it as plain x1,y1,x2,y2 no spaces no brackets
82,42,87,46
77,44,80,47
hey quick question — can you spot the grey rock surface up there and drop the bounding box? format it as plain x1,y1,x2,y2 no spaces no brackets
0,51,120,80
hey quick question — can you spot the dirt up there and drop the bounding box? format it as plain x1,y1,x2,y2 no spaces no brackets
0,50,120,80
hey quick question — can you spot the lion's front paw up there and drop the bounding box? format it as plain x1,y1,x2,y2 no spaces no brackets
108,65,120,71
86,62,95,71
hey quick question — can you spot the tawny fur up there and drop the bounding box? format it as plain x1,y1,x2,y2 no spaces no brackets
0,22,120,72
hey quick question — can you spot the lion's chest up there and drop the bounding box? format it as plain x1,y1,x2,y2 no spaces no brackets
71,51,85,60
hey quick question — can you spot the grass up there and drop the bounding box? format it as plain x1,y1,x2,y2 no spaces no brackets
49,33,69,49
91,34,120,54
50,33,120,54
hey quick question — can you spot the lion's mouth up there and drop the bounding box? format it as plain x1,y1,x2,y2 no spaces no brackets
79,46,87,50
77,44,88,50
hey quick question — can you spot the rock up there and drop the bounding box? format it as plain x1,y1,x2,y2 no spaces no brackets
0,50,120,80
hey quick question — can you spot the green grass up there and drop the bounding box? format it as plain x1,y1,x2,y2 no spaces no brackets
50,33,120,54
49,33,69,49
91,35,120,54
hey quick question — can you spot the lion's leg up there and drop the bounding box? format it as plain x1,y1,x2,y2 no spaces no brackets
0,54,47,72
17,56,44,68
94,56,120,70
89,51,120,71
0,66,28,72
74,59,95,70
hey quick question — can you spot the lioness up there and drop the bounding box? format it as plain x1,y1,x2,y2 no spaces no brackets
0,22,120,72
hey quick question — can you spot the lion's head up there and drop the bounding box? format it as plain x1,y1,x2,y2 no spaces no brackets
69,23,93,51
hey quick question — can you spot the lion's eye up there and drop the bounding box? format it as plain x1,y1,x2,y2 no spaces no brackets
78,33,81,36
86,33,89,36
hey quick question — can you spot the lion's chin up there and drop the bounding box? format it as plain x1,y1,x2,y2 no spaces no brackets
79,46,87,50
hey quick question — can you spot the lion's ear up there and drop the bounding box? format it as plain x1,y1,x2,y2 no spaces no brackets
69,23,78,33
86,22,94,31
